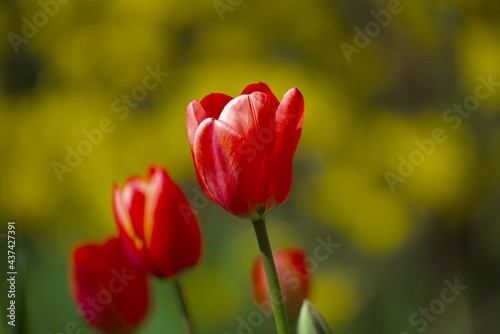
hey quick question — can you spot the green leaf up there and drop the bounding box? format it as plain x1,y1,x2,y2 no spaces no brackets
297,299,332,334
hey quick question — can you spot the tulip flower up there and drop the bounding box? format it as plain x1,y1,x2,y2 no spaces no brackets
186,82,304,220
253,249,309,320
187,83,304,334
70,237,149,334
112,166,202,278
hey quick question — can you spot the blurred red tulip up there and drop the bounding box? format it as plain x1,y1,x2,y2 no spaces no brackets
186,82,304,219
70,237,149,334
113,166,202,278
252,248,309,320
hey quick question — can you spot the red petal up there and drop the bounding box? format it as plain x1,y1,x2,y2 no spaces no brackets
186,101,219,203
113,184,160,276
218,92,280,209
293,100,304,155
113,167,178,276
252,256,267,306
148,168,202,278
219,92,278,156
271,87,304,205
187,94,233,149
200,93,233,118
242,82,279,105
193,119,257,217
70,238,149,333
186,99,209,150
122,181,147,239
289,250,308,279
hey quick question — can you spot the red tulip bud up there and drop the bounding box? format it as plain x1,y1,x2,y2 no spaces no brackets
113,166,202,278
252,248,309,320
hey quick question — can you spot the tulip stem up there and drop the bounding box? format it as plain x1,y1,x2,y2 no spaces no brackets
252,218,291,334
173,278,196,334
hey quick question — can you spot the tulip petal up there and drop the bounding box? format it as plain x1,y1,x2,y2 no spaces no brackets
186,94,233,148
114,168,190,277
200,93,233,118
113,182,161,276
186,99,208,150
193,118,260,217
219,92,278,156
138,168,163,256
218,92,280,209
148,168,202,278
186,101,218,203
113,181,146,246
70,238,149,334
271,87,304,204
242,82,279,105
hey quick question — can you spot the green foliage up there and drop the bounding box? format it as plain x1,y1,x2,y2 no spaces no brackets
297,300,332,334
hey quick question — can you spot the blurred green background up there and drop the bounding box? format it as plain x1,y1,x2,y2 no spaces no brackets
1,0,499,333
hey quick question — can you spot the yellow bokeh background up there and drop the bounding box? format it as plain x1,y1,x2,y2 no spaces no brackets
0,0,499,333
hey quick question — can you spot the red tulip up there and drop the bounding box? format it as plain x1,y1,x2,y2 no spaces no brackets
186,82,304,219
252,248,309,320
113,166,202,278
70,237,149,334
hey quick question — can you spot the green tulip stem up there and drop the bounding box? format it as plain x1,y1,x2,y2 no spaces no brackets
173,278,196,334
252,218,291,334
